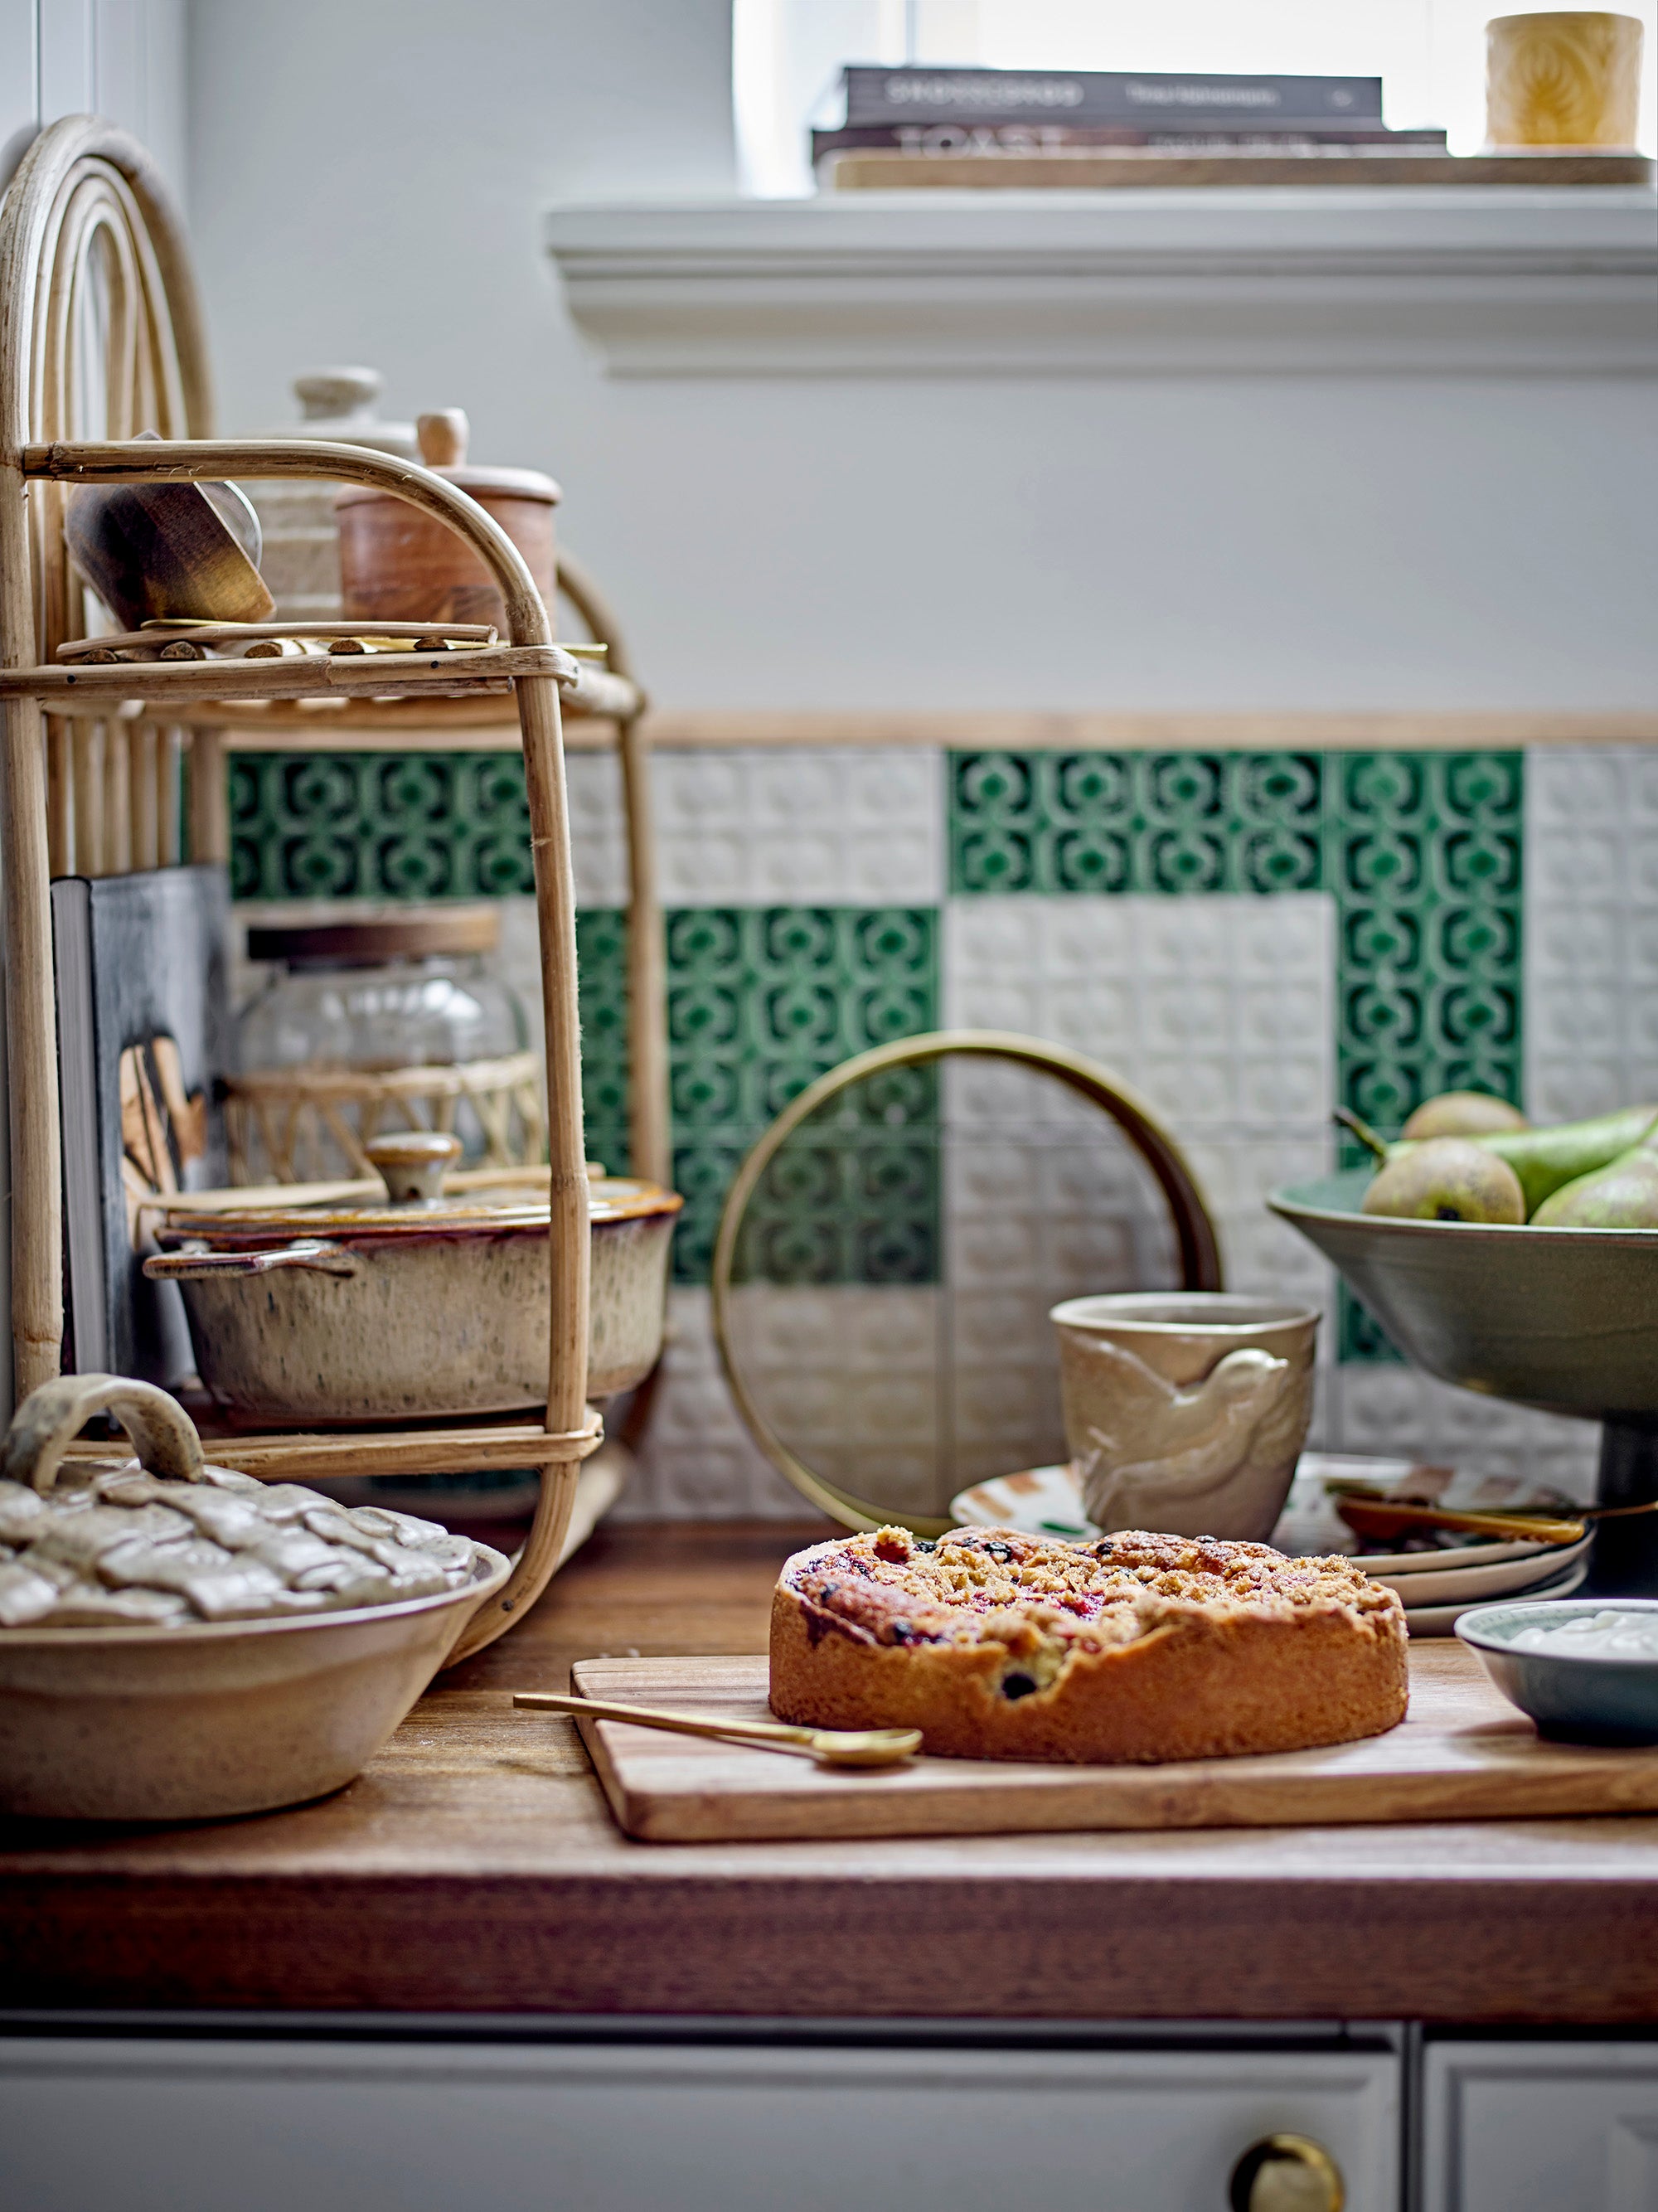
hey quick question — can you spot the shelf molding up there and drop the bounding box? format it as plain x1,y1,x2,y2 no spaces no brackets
544,189,1658,378
218,709,1658,754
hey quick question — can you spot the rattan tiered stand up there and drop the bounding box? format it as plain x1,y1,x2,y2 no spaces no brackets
0,116,659,1660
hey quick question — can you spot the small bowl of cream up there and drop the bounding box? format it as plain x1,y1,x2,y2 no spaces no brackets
1457,1598,1658,1745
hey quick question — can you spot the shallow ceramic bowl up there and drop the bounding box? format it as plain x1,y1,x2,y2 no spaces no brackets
0,1546,509,1820
1270,1169,1658,1418
1457,1598,1658,1744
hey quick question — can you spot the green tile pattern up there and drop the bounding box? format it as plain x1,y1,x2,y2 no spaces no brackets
228,752,535,901
734,1061,939,1291
577,906,939,1284
950,748,1525,1360
574,909,630,1183
952,750,1323,896
230,745,1525,1351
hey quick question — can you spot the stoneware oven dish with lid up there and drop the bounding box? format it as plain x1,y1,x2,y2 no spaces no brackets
0,1374,510,1820
146,1131,681,1425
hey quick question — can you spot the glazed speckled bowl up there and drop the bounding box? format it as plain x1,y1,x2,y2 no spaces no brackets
1269,1169,1658,1419
0,1373,512,1821
149,1168,681,1424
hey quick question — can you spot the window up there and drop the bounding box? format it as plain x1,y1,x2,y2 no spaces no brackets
735,0,1658,196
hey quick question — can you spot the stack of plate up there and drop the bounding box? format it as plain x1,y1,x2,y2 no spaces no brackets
949,1452,1592,1635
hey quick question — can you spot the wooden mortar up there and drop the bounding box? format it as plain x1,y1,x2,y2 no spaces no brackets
336,409,559,631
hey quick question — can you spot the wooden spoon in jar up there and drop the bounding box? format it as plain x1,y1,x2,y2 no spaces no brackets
513,1690,922,1768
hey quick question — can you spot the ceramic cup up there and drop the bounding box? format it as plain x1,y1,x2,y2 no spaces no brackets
1050,1293,1320,1542
1485,11,1644,148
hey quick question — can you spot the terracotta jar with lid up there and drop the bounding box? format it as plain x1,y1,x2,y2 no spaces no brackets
335,409,559,632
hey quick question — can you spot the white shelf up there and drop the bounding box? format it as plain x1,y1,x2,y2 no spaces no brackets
545,187,1658,378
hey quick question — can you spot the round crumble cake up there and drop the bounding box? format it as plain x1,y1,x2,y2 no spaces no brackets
771,1526,1408,1764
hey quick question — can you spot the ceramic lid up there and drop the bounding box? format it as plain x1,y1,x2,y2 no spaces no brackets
334,407,559,508
158,1133,683,1245
0,1451,492,1629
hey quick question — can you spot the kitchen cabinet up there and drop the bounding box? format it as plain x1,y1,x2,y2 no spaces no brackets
1,2030,1399,2212
1423,2040,1658,2212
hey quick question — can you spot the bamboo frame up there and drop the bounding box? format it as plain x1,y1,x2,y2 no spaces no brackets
0,119,604,1661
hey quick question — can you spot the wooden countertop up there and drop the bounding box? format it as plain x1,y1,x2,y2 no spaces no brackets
5,1520,1658,2026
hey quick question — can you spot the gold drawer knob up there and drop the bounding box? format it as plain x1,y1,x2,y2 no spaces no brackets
1229,2132,1345,2212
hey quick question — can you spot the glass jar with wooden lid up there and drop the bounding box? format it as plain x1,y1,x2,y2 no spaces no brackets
230,907,541,1184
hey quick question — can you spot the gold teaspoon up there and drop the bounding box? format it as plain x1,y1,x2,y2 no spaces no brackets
513,1690,922,1768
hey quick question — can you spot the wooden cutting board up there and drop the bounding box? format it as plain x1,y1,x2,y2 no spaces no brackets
568,1647,1658,1844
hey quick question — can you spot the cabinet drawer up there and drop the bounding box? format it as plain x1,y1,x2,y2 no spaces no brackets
3,2034,1399,2212
1424,2040,1658,2212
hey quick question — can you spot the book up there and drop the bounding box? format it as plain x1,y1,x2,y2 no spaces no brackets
812,122,1450,172
841,65,1384,129
52,864,230,1383
825,148,1652,192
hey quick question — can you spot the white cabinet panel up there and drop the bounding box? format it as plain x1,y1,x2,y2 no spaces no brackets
1424,2041,1658,2212
2,2035,1399,2212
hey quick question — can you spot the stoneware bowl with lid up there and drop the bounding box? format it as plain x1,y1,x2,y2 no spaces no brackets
0,1372,509,1821
146,1131,681,1425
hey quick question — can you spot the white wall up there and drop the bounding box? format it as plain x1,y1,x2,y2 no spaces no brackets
182,0,1658,716
2,0,187,194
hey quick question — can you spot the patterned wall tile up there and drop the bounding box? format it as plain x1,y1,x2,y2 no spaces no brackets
719,1283,947,1516
652,748,943,906
952,749,1324,897
617,1287,806,1519
230,749,629,911
1526,747,1658,1123
1328,752,1525,1360
1330,751,1525,1138
941,894,1336,1458
230,752,536,903
571,904,940,1283
948,750,1526,1366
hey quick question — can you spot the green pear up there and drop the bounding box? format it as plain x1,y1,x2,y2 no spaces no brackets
1532,1136,1658,1228
1400,1090,1530,1141
1478,1104,1658,1215
1361,1138,1527,1225
1341,1104,1658,1216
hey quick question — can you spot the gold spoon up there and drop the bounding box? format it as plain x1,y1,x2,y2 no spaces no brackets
512,1690,922,1769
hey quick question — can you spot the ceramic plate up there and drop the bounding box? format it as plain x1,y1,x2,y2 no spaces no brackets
949,1453,1587,1581
1403,1555,1592,1637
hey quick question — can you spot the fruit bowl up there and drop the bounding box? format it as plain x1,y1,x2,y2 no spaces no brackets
1269,1169,1658,1419
1270,1169,1658,1589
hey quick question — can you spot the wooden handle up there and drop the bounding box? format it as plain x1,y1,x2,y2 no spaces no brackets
515,1689,815,1749
417,410,469,469
2,1373,204,1495
143,1239,361,1280
1333,1492,1588,1546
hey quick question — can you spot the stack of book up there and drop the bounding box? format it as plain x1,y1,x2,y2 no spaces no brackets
813,65,1649,190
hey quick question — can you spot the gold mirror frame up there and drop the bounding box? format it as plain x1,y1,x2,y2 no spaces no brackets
709,1029,1224,1535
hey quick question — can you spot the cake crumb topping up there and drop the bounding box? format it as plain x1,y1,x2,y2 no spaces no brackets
786,1524,1399,1655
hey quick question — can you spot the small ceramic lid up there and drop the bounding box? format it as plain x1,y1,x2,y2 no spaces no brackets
160,1133,683,1245
334,410,560,508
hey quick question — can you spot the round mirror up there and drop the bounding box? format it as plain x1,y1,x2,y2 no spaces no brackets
710,1030,1222,1534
